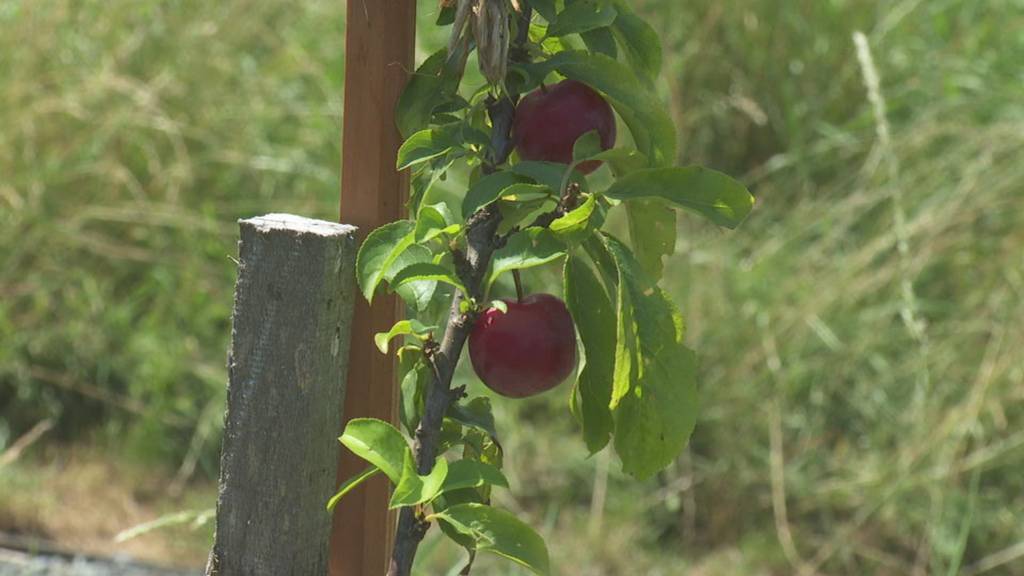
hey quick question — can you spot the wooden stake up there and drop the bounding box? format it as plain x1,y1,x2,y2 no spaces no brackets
333,1,417,575
209,215,358,576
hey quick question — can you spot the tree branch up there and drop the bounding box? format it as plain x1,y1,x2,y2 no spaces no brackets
388,5,533,575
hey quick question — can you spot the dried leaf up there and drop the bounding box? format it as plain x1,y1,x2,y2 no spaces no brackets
448,0,474,56
472,0,510,85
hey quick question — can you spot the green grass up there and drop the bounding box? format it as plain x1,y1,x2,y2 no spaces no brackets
0,0,345,465
2,0,1023,574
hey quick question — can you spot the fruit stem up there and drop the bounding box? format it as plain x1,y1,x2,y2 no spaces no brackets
512,270,525,302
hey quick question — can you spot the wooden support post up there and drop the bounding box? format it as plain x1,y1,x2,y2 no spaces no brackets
208,214,358,576
333,1,417,575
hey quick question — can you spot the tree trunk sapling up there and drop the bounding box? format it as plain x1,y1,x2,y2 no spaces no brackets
331,1,755,574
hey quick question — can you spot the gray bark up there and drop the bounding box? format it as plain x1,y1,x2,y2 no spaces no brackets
208,214,358,576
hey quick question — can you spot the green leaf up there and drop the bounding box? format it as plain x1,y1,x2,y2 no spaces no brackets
548,0,618,38
398,347,428,435
431,504,551,576
410,158,457,214
604,166,755,229
458,429,504,505
610,273,636,409
385,243,437,312
390,262,467,295
585,237,638,410
526,51,677,167
509,161,573,191
374,320,437,355
356,221,415,303
551,196,597,232
433,487,485,512
613,342,698,479
626,199,676,279
497,196,555,236
397,48,466,138
327,466,381,512
441,460,509,494
415,201,459,242
531,0,558,23
564,255,616,453
486,228,567,292
462,427,503,471
436,5,456,25
432,489,485,551
461,125,492,149
390,452,449,509
447,397,500,443
498,182,553,202
440,419,466,453
572,130,604,163
396,125,457,171
577,233,699,477
606,234,684,358
602,234,698,479
339,418,409,484
587,148,648,177
580,26,618,59
533,27,571,60
610,3,662,86
461,170,525,217
550,194,602,245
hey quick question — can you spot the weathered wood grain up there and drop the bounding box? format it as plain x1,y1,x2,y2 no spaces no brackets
208,214,358,576
334,1,417,574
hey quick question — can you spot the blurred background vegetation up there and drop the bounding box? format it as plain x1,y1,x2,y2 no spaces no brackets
1,0,1022,574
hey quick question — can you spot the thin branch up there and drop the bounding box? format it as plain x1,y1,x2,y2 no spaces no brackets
0,419,54,468
29,365,191,429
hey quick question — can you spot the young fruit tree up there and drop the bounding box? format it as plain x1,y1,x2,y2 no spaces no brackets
329,1,754,574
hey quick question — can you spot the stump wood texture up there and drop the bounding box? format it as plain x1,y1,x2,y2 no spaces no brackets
208,214,358,576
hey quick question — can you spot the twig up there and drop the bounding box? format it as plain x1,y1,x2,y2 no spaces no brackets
388,5,534,575
0,419,54,468
168,397,223,497
29,365,191,429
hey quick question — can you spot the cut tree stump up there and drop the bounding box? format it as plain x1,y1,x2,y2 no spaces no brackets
208,214,358,576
